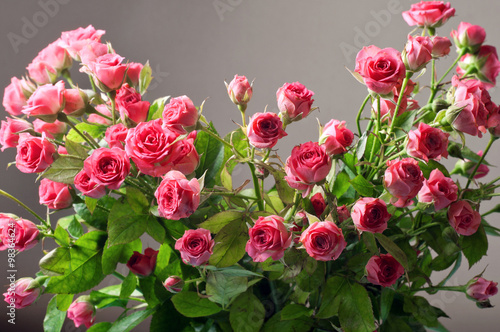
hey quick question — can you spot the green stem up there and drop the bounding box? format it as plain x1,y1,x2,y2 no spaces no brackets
388,72,412,136
428,50,465,104
61,114,100,149
185,277,204,285
202,190,257,201
249,163,264,211
238,104,247,127
269,280,281,312
200,126,234,151
356,94,371,136
411,286,465,294
61,69,76,89
108,91,117,125
285,192,301,221
465,135,496,189
0,189,50,230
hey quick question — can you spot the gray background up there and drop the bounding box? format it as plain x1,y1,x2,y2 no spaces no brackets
1,0,499,331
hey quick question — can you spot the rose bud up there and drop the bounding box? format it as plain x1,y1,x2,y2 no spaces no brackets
457,45,500,89
354,46,406,95
384,158,424,208
451,22,486,54
319,119,354,156
402,1,455,28
67,296,96,328
2,278,41,309
57,145,68,155
88,104,113,125
449,86,489,137
33,119,67,139
155,171,201,220
0,118,32,151
59,25,106,60
38,179,73,210
351,197,391,234
126,62,144,87
26,61,57,85
245,215,292,262
276,82,315,123
488,108,500,137
63,88,87,116
0,214,39,252
88,53,128,91
116,84,150,126
163,276,184,293
284,142,331,198
126,248,159,277
162,95,199,134
406,123,449,162
105,123,128,149
431,36,452,57
468,151,489,179
337,205,350,223
83,147,130,190
365,254,404,287
16,133,56,173
247,112,287,149
448,200,481,236
310,193,326,218
466,277,498,302
34,39,73,73
74,170,106,199
22,81,65,123
226,74,253,107
175,228,214,266
168,132,200,175
403,35,433,72
299,221,346,261
418,169,458,211
3,77,29,116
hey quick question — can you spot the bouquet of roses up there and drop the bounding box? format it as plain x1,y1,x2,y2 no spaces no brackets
1,1,499,331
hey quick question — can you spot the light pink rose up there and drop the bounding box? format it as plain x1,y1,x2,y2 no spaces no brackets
402,1,455,28
67,298,96,328
88,104,112,125
319,119,354,155
404,35,433,72
175,228,214,266
126,248,158,277
245,215,292,262
163,276,184,293
39,178,72,210
83,147,130,190
0,118,32,151
431,36,452,57
33,119,67,139
162,95,199,134
2,278,41,309
418,169,458,211
57,145,68,155
155,170,200,220
22,81,65,122
74,170,106,199
2,77,29,116
88,53,127,91
451,84,491,137
60,25,105,60
226,74,253,106
26,61,57,85
351,197,391,234
276,82,315,122
457,45,500,89
15,133,56,173
33,39,72,72
115,84,150,126
365,254,404,287
78,41,109,67
105,123,128,149
407,122,449,162
167,131,199,175
0,215,39,252
63,89,87,116
384,158,424,208
247,112,287,149
448,200,481,236
310,193,326,218
126,62,143,87
467,277,498,302
299,221,346,261
451,22,486,53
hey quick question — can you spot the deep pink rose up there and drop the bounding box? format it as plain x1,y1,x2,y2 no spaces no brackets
33,119,67,139
384,158,424,208
403,35,433,72
26,60,57,85
167,132,199,175
355,46,406,95
0,118,32,151
88,104,112,125
74,170,106,199
337,205,350,223
33,39,72,72
175,228,214,266
60,25,105,60
402,1,455,28
2,278,41,309
299,221,346,261
319,119,354,155
162,95,199,134
467,277,498,302
126,62,143,87
451,85,491,137
57,145,68,155
83,147,130,190
351,197,391,234
105,123,128,149
63,89,87,116
22,81,65,122
451,22,486,53
155,170,200,220
126,248,158,277
88,53,127,91
284,142,331,197
226,74,253,106
0,215,39,252
457,45,500,89
407,122,449,161
67,298,96,328
418,169,458,211
38,179,72,210
366,254,404,287
78,41,109,67
16,133,56,173
448,200,481,236
247,112,287,149
116,84,150,126
2,77,29,116
163,276,184,293
245,215,292,262
463,150,490,179
488,109,500,137
276,82,315,122
310,193,326,218
431,36,452,57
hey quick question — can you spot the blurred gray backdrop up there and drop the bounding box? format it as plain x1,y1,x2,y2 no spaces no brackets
1,0,499,331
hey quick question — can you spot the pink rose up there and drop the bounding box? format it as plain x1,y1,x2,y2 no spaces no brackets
365,254,404,287
34,39,72,72
355,46,406,95
319,119,354,155
488,109,500,137
276,82,315,122
2,278,41,309
299,221,346,261
451,84,491,137
67,298,96,328
457,45,500,89
105,123,128,149
116,84,150,126
226,74,253,106
39,179,72,210
431,36,452,57
60,25,105,60
403,35,433,72
15,133,56,173
448,200,481,236
245,215,292,262
284,142,331,197
372,81,419,122
402,1,455,28
2,77,29,116
26,61,57,85
467,277,498,302
88,104,112,125
126,62,143,87
88,53,127,91
175,228,214,266
33,119,67,139
0,118,32,151
407,123,449,162
0,214,39,252
310,193,326,218
451,22,486,53
74,170,106,199
22,81,65,122
247,112,287,149
83,147,130,190
351,197,391,234
63,89,87,116
418,169,458,211
384,158,424,208
337,205,350,223
78,41,109,67
162,95,199,134
155,170,201,220
167,132,200,175
126,248,158,277
57,145,68,155
163,276,184,293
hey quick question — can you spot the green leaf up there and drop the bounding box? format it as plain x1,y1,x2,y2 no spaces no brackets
448,142,492,165
67,122,106,143
418,160,450,178
68,215,83,238
374,233,409,269
296,259,325,292
120,272,138,299
139,276,161,308
87,322,113,332
338,282,376,332
65,139,89,159
350,174,374,197
107,200,149,247
195,123,225,188
146,217,166,243
209,218,248,268
108,308,155,332
126,187,150,214
90,290,128,309
229,291,265,332
147,96,170,121
171,291,222,318
42,155,84,184
263,313,313,332
199,210,245,233
268,167,295,205
205,265,263,278
39,247,70,276
150,300,191,332
403,295,439,327
363,232,378,254
54,225,70,247
85,196,98,214
356,132,369,161
74,195,116,231
56,294,73,311
139,61,153,95
205,271,248,307
280,303,313,320
102,238,142,275
316,276,346,318
394,110,417,136
43,296,66,332
380,287,395,323
331,171,351,197
461,225,488,268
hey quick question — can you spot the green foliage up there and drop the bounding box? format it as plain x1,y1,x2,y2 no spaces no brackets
229,291,265,332
209,216,248,268
171,292,222,317
42,155,84,184
195,122,225,188
205,271,248,307
43,296,66,332
461,225,488,268
67,122,106,143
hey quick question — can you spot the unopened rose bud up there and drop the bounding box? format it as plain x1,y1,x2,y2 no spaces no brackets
403,35,433,72
126,248,158,277
67,296,96,328
451,22,486,54
163,276,184,293
2,278,41,309
466,277,498,302
226,75,253,107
